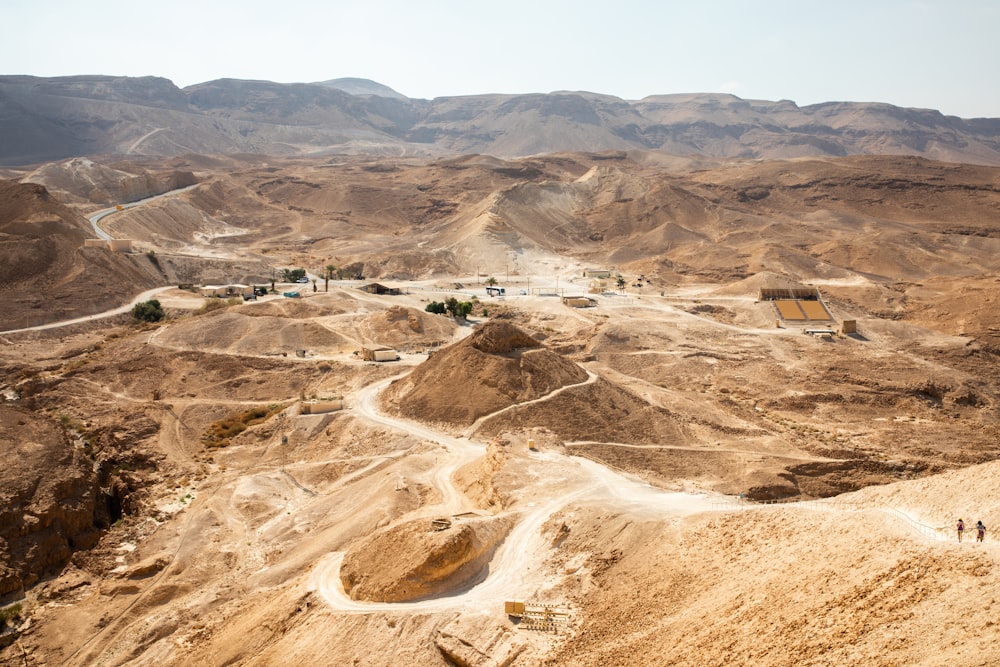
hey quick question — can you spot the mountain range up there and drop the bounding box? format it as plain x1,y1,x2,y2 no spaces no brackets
2,75,1000,166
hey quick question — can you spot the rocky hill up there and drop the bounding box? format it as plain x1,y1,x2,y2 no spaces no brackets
20,158,197,206
381,320,588,425
2,75,999,165
0,179,162,328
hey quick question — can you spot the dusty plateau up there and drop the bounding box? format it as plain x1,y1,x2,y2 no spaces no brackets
2,151,1000,665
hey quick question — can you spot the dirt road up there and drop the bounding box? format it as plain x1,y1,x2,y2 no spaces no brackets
312,375,723,614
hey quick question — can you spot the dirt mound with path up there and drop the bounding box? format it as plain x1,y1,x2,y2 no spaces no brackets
340,514,514,602
381,320,587,426
475,377,689,445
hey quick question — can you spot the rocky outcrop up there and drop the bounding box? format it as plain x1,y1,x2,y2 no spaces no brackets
434,615,527,667
0,405,108,599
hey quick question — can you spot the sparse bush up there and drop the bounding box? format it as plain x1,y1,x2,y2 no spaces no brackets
194,299,229,315
202,404,285,448
64,359,88,372
0,602,23,628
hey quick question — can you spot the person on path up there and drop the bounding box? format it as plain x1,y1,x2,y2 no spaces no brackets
957,518,965,542
976,520,986,542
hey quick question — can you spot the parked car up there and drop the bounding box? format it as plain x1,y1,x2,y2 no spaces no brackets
296,277,310,283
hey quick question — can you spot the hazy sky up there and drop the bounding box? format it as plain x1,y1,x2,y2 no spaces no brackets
3,0,998,118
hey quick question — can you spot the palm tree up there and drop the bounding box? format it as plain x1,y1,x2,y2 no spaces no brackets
616,276,626,292
485,276,498,286
325,264,336,292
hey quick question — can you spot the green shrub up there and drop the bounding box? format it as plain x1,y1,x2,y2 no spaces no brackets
132,299,165,323
0,602,22,628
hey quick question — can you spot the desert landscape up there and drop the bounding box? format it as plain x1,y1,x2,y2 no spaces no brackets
3,123,1000,665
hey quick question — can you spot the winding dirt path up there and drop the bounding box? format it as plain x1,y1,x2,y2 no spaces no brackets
462,367,599,437
311,374,723,614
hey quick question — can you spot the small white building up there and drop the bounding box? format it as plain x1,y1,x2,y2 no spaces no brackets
201,284,250,298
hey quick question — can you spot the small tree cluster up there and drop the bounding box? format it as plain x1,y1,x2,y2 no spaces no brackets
446,297,473,318
426,298,473,318
281,268,307,282
132,299,165,323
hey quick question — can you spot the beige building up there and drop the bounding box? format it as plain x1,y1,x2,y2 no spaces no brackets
563,296,597,308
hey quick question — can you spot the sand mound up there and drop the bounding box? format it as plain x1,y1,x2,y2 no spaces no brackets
339,514,514,602
709,271,805,296
237,298,336,319
156,309,349,355
354,305,457,349
468,320,540,354
381,320,587,425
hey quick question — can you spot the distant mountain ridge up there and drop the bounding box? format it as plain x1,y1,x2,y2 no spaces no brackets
1,74,999,165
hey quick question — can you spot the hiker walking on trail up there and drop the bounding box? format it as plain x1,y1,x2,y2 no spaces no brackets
957,518,965,542
976,521,987,542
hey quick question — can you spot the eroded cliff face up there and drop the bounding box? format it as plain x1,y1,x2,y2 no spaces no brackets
0,405,107,598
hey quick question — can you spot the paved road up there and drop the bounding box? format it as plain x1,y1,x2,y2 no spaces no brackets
88,183,199,240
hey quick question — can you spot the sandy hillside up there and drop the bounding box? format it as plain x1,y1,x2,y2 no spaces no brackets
2,151,1000,665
